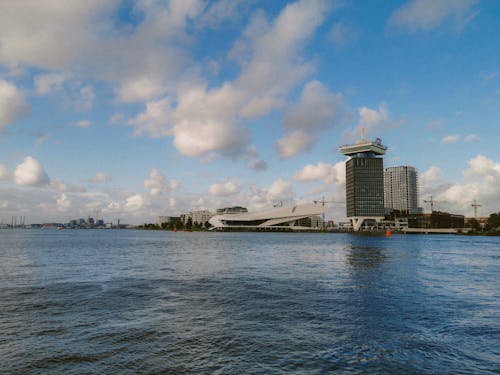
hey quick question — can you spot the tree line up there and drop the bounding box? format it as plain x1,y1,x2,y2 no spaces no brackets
139,218,211,231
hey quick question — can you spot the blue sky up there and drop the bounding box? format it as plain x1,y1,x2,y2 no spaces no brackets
0,0,499,224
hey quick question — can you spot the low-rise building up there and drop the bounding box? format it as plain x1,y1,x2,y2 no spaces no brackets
408,211,464,229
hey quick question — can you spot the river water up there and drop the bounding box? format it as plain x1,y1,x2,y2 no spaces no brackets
0,229,498,374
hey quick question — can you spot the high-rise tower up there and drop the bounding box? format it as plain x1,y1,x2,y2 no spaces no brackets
384,166,421,215
340,132,387,231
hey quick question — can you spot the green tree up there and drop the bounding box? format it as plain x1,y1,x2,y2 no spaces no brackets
466,218,480,231
488,212,500,229
185,217,193,230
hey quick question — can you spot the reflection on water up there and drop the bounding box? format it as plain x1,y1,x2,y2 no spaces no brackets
0,230,498,373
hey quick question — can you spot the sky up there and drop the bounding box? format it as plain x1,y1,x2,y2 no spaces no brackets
0,0,499,225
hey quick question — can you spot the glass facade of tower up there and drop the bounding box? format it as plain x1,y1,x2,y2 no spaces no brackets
384,166,421,214
345,157,385,217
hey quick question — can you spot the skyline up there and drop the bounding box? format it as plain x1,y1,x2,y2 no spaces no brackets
0,0,499,224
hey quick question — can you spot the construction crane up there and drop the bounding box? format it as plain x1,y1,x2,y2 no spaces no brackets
313,197,339,229
471,200,482,218
423,196,446,213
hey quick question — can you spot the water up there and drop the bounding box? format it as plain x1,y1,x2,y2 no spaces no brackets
0,230,499,374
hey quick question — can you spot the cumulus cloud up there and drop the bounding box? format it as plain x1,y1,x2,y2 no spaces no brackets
464,134,480,142
483,72,498,82
14,156,50,186
439,155,500,214
328,21,356,46
277,80,344,157
34,72,68,95
34,134,50,146
441,134,460,144
420,166,442,188
249,159,268,171
56,193,71,211
144,168,178,196
283,81,344,131
277,131,315,159
343,103,391,142
294,161,346,185
74,120,91,128
90,172,111,183
125,194,146,212
50,179,86,193
115,77,168,103
388,0,478,32
0,164,10,180
420,156,500,216
128,0,331,159
0,79,29,131
209,180,241,196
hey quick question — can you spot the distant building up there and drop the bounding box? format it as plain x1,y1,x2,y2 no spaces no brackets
185,210,213,225
340,134,387,231
408,212,465,229
384,166,422,215
216,206,248,215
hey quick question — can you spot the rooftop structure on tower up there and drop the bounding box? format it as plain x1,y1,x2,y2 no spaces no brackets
340,129,387,157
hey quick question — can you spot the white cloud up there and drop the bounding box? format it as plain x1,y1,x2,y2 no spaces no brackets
115,77,167,103
34,72,68,95
209,180,241,196
50,179,86,193
121,0,335,161
441,134,460,144
344,103,391,142
483,72,498,82
76,85,95,110
277,80,344,158
34,134,50,146
143,168,178,196
420,156,500,216
170,84,249,157
266,179,294,202
125,194,146,212
14,156,50,186
74,120,92,128
420,166,442,188
388,0,478,32
283,80,344,132
277,130,315,159
464,134,480,142
249,159,268,171
56,193,71,211
0,164,10,180
197,0,250,28
294,161,346,185
328,21,356,46
0,79,29,131
90,172,111,183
